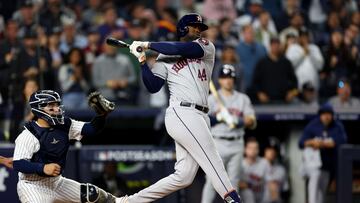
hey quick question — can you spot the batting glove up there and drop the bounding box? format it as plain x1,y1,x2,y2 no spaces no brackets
129,46,146,64
130,41,150,50
217,108,236,129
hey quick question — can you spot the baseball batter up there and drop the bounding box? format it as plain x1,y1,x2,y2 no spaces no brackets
116,13,242,203
201,64,256,203
11,90,116,203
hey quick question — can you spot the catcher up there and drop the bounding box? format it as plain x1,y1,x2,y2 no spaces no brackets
0,90,117,203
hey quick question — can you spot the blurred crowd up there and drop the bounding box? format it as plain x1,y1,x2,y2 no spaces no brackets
0,0,360,133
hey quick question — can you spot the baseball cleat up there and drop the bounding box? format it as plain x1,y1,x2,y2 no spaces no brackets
115,195,129,203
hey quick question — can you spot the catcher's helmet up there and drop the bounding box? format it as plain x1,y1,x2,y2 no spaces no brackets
177,13,208,38
219,64,236,78
29,90,65,125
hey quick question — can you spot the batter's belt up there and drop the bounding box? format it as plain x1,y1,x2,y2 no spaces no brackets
180,101,209,113
214,136,242,141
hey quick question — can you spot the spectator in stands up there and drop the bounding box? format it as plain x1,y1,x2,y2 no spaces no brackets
22,78,39,122
83,36,100,71
203,22,221,51
235,0,276,34
93,162,129,197
216,17,239,48
137,9,159,41
97,6,125,43
251,37,298,104
282,32,298,54
263,144,289,203
202,0,237,21
9,77,40,142
299,103,347,203
92,41,137,105
253,10,278,51
82,0,104,31
344,24,359,50
48,27,63,70
58,48,90,110
155,7,178,41
317,11,342,47
13,29,53,95
39,0,76,35
12,0,37,39
301,0,328,32
178,0,202,19
236,24,267,90
350,11,360,28
239,137,269,203
0,20,21,106
328,79,360,108
213,44,244,92
279,12,305,45
128,3,146,20
286,27,324,91
275,0,302,31
59,17,88,55
320,30,357,98
298,81,319,107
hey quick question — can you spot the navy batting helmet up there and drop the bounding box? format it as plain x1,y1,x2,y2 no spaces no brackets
177,13,208,38
219,64,236,78
29,90,65,125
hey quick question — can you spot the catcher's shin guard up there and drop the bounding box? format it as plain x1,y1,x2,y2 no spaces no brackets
224,190,243,203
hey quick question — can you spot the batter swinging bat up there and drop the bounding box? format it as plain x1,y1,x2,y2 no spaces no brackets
106,37,143,52
209,80,236,129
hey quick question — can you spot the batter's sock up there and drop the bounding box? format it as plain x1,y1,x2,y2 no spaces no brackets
224,190,242,203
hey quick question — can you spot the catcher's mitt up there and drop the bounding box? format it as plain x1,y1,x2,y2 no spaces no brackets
88,92,115,115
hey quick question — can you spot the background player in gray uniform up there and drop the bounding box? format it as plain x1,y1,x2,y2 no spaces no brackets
239,137,269,203
262,145,289,203
201,64,256,203
11,90,117,203
116,13,242,203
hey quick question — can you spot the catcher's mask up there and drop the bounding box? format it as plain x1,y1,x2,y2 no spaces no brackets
29,90,65,125
177,13,208,38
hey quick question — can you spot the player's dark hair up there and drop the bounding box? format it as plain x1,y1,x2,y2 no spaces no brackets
245,137,258,146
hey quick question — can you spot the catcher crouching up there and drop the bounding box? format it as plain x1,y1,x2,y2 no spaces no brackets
2,90,119,203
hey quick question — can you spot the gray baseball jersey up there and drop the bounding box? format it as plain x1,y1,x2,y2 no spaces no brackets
128,38,238,203
209,91,255,138
151,38,214,106
13,119,84,202
241,158,270,202
263,163,289,203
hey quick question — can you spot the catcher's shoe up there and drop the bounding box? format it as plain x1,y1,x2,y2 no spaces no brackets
115,195,129,203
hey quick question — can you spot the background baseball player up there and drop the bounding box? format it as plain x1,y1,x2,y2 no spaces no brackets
262,144,289,203
239,137,269,203
201,64,256,203
10,90,117,203
116,13,242,203
299,104,347,203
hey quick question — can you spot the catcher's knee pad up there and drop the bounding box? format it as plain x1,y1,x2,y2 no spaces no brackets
81,183,116,203
81,183,100,203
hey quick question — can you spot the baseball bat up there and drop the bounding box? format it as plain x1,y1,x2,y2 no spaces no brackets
209,80,236,129
106,37,143,52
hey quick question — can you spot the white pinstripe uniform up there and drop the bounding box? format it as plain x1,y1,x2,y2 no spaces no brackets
125,38,236,203
13,119,85,203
